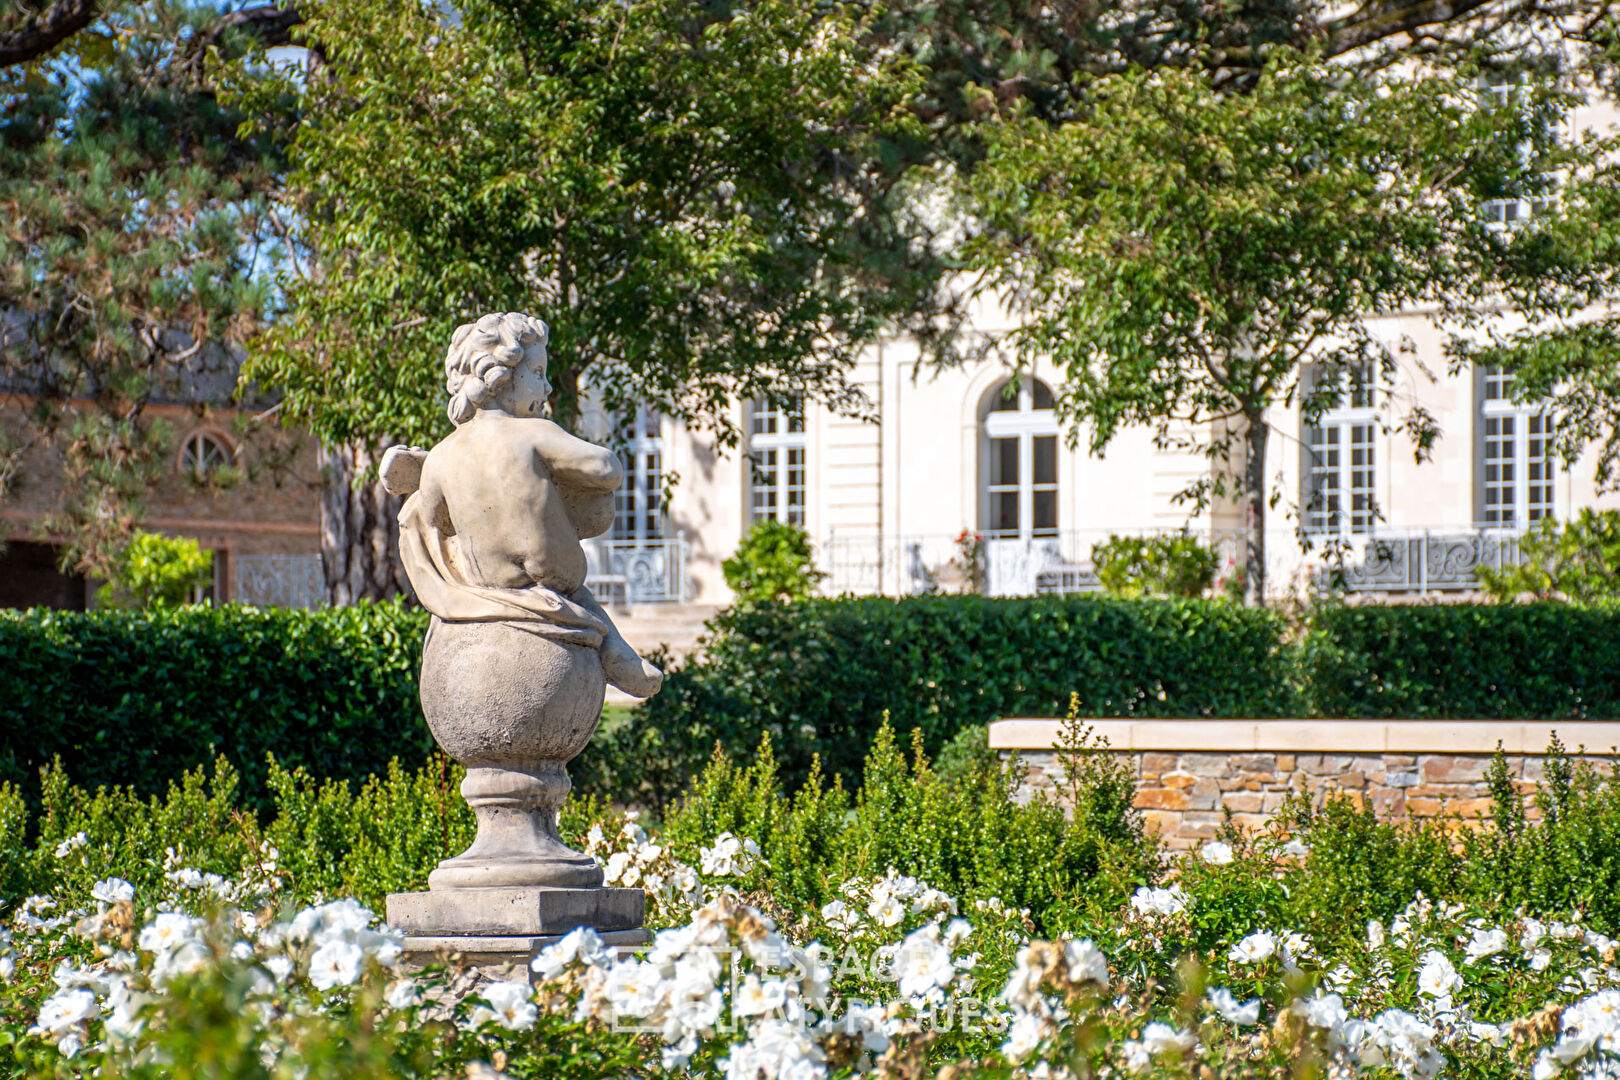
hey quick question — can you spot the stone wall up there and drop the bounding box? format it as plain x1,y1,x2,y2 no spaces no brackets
991,719,1620,850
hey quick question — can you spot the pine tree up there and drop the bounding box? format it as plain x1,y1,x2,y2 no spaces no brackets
0,1,290,579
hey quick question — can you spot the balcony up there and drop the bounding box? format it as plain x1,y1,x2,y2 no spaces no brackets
1317,527,1528,593
824,526,1537,599
583,536,692,606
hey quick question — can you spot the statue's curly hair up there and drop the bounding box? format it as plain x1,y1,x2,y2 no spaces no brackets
444,312,550,425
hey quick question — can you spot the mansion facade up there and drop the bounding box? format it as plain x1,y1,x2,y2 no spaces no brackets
577,86,1620,614
7,315,1609,615
576,298,1620,612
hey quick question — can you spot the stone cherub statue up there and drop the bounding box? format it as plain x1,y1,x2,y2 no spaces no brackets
381,311,662,698
379,311,661,890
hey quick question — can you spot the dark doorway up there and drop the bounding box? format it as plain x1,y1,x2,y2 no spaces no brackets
0,541,89,610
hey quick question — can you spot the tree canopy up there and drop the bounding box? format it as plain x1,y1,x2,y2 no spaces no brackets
6,0,1619,604
1457,75,1620,493
0,0,287,576
235,0,952,452
963,54,1572,600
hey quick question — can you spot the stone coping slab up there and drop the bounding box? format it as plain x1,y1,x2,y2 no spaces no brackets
388,886,644,937
402,928,654,982
403,928,653,957
988,719,1620,755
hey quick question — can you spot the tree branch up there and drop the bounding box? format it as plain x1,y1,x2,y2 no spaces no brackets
1323,0,1501,58
207,4,305,51
0,0,98,68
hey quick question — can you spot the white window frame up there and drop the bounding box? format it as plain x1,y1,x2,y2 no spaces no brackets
1302,363,1378,537
1478,365,1556,527
612,405,664,543
1478,71,1559,231
178,430,234,480
748,395,806,528
981,380,1059,541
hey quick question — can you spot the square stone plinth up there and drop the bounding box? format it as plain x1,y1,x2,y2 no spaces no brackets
403,928,653,969
389,887,651,985
387,886,645,938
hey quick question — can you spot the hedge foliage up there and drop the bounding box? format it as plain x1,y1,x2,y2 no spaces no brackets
610,594,1297,808
1303,602,1620,719
6,596,1620,815
0,602,432,812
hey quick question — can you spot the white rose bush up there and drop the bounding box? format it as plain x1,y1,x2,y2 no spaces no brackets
4,723,1620,1077
6,826,1620,1080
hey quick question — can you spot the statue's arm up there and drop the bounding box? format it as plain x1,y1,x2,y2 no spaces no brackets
380,446,428,496
400,454,454,534
534,421,622,494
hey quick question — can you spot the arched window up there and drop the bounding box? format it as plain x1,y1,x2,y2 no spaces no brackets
613,405,665,542
748,395,806,527
981,379,1058,539
178,431,233,481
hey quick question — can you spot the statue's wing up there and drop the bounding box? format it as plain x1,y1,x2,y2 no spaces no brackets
380,446,428,496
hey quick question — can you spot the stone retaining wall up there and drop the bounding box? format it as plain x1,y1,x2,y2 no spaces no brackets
990,720,1620,850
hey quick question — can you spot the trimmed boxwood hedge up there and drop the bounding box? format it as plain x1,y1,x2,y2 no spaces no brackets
4,596,1619,814
0,602,433,812
609,594,1298,808
1303,602,1620,719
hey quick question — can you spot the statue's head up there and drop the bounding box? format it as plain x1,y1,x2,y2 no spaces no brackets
444,312,551,425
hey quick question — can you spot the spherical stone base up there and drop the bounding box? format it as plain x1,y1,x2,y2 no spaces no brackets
418,619,609,890
419,618,605,768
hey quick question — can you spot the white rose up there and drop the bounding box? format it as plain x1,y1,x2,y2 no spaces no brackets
308,940,364,991
1229,931,1277,965
469,981,537,1032
1209,986,1261,1025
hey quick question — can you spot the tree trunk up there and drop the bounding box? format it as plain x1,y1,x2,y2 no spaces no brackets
319,441,409,605
1242,412,1269,607
549,363,581,429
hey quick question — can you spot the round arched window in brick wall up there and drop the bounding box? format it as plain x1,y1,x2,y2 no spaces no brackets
177,430,235,480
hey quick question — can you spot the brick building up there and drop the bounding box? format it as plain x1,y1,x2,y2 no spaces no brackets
0,396,322,609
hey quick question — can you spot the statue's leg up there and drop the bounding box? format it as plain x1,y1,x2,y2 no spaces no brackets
571,585,664,699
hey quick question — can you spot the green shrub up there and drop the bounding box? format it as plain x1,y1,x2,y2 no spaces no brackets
656,712,1157,936
1477,509,1620,602
8,595,1620,825
1303,602,1620,718
97,530,215,609
1276,793,1463,938
9,718,1620,942
1093,531,1219,598
635,593,1297,805
1457,738,1620,925
1142,739,1620,954
0,602,433,813
720,519,827,604
3,756,264,910
0,752,616,914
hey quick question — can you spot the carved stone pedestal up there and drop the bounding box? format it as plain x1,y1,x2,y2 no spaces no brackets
388,886,651,982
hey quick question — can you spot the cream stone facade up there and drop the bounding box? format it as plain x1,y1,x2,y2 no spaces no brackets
581,301,1620,613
